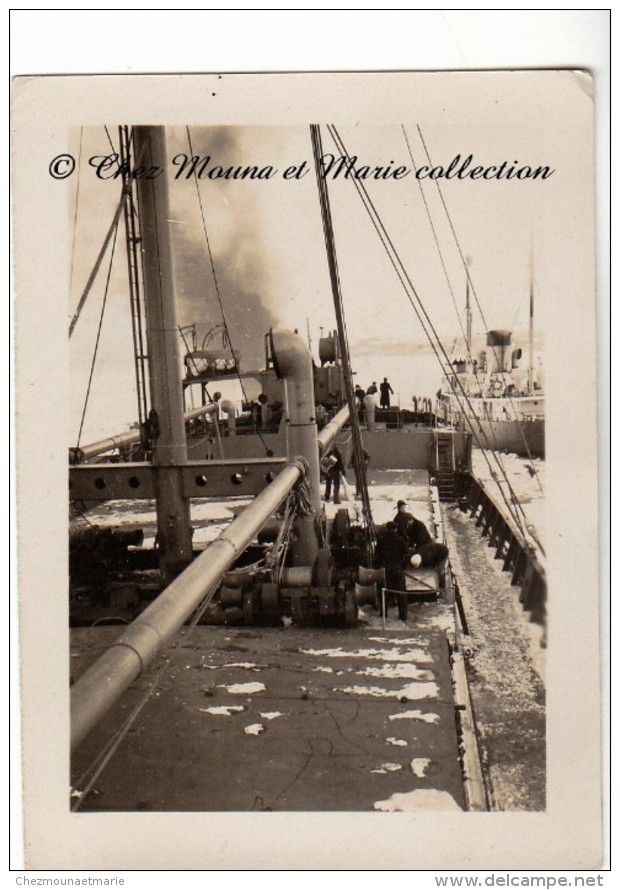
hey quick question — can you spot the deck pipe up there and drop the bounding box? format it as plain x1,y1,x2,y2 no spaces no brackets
71,334,351,751
270,328,322,566
363,394,376,430
71,456,308,751
317,404,351,451
75,404,218,462
220,399,237,436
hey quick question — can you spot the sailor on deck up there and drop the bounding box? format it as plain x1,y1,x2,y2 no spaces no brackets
394,500,449,570
322,446,346,504
374,521,409,622
394,500,415,538
379,377,394,409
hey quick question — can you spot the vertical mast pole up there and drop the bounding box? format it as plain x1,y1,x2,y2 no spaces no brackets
310,124,375,553
465,273,472,365
133,126,193,584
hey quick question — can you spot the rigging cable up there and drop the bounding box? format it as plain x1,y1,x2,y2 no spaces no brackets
103,124,118,156
328,125,531,536
71,580,218,812
401,127,546,543
119,125,150,429
327,125,533,543
310,124,376,555
68,127,84,300
71,492,277,810
401,126,471,355
415,125,544,495
75,217,120,448
402,126,517,469
68,193,125,338
185,126,272,457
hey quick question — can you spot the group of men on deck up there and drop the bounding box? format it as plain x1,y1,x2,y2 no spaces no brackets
321,440,449,624
354,378,395,411
374,500,449,623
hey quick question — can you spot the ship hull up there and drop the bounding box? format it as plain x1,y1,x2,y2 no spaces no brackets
471,418,545,458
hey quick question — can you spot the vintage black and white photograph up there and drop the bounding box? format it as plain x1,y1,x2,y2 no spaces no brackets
13,66,602,870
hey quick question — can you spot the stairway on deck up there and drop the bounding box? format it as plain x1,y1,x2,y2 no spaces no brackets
435,432,456,502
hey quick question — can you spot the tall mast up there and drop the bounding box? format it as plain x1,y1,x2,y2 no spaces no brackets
310,124,375,553
133,126,193,584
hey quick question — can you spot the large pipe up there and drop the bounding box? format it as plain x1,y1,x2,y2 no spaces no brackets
270,328,322,566
317,404,351,451
270,328,321,508
73,404,218,463
71,392,351,750
220,399,237,436
363,393,376,430
71,457,307,751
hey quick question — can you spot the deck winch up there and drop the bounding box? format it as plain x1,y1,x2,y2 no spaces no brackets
215,545,381,627
208,326,379,626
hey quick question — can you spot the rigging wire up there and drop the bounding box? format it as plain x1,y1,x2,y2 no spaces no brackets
103,125,117,156
71,647,176,812
72,504,268,810
402,128,519,469
68,194,125,338
185,126,272,457
69,502,94,528
119,125,150,429
332,125,538,537
401,126,470,354
310,124,375,554
75,219,120,448
68,127,84,300
415,125,544,494
327,125,534,543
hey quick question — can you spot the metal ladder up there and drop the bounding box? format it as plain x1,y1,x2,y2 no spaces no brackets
434,431,457,501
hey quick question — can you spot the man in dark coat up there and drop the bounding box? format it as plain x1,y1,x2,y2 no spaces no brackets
374,521,409,621
323,446,346,504
395,501,449,569
380,377,394,409
394,500,415,540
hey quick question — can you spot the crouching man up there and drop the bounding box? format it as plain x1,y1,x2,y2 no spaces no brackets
399,507,449,585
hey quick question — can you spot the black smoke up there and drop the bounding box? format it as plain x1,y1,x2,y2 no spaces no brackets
169,126,278,373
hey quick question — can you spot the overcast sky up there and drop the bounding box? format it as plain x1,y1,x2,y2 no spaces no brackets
68,71,592,442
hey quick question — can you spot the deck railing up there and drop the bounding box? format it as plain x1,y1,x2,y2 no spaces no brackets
456,471,546,627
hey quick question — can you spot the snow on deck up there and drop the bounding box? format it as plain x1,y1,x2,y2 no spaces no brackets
73,467,440,551
443,502,546,810
472,450,545,547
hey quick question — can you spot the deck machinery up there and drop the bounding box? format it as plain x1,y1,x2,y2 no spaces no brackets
68,127,470,768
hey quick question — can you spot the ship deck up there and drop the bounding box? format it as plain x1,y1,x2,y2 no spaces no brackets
70,468,470,813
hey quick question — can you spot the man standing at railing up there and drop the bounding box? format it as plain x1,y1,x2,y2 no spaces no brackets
380,377,394,409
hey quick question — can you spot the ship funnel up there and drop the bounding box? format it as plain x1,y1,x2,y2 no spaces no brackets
486,330,512,347
486,330,512,373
